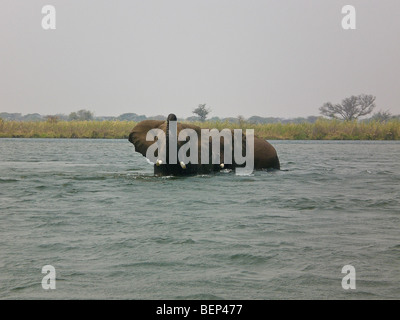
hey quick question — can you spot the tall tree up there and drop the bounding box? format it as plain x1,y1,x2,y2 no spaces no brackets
69,109,94,121
237,115,246,128
319,94,376,121
77,109,94,120
192,104,211,122
370,110,392,122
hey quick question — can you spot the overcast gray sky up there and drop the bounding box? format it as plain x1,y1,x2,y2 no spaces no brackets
1,0,399,119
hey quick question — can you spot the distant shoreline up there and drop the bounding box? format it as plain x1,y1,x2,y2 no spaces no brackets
0,119,399,140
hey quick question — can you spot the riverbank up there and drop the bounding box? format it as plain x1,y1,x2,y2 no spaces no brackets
0,119,399,140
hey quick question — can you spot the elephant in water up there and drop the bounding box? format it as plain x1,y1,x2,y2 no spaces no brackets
128,113,280,176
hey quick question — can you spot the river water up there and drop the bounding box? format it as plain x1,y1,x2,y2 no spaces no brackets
0,138,399,299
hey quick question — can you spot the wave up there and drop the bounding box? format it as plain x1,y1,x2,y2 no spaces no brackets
174,293,225,300
0,178,19,183
229,253,276,265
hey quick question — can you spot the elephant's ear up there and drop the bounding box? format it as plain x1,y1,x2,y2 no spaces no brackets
128,120,202,157
128,120,165,157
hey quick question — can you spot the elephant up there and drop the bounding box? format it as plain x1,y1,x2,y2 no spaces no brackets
128,113,280,176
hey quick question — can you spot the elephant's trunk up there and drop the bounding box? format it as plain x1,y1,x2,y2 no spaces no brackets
166,114,177,165
166,121,169,165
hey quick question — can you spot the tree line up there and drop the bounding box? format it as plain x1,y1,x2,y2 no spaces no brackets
1,95,398,124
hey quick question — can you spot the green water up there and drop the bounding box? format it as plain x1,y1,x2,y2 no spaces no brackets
0,139,399,299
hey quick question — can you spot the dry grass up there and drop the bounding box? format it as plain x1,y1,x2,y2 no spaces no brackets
0,119,399,140
0,120,135,139
193,119,400,140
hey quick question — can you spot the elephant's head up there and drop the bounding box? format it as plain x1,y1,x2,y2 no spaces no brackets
128,113,214,175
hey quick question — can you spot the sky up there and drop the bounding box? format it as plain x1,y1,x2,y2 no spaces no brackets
1,0,399,119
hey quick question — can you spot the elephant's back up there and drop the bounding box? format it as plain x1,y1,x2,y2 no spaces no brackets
253,137,280,170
